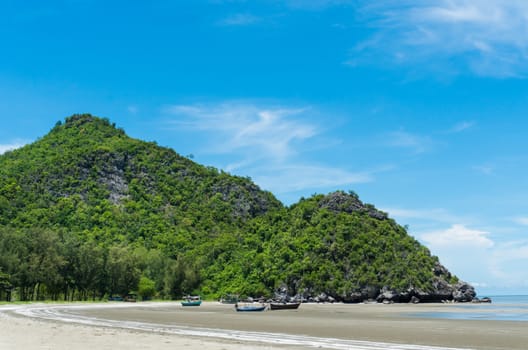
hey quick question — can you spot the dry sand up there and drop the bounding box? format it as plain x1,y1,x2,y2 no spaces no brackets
1,301,527,350
0,304,281,350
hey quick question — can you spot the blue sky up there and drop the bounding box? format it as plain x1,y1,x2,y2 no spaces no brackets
1,0,528,295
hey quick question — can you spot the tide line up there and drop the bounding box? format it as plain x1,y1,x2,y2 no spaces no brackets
8,304,472,350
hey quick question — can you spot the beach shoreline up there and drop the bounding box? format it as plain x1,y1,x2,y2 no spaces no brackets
1,301,527,350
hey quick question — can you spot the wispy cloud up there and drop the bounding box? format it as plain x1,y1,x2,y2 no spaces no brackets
127,105,138,114
253,164,371,194
513,217,528,226
286,0,353,10
0,140,27,154
218,13,260,26
489,240,528,288
164,101,371,196
450,120,475,133
385,130,433,153
351,1,528,78
165,102,315,160
472,163,494,175
384,207,467,225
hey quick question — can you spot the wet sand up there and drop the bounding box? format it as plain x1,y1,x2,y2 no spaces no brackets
1,301,527,349
0,309,278,350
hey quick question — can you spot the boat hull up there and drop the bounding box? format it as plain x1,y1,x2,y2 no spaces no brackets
181,301,202,306
235,305,267,312
269,302,301,310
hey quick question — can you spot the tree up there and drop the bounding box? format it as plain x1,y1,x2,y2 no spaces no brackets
21,228,65,301
74,241,105,300
106,245,141,297
0,270,13,301
138,276,156,300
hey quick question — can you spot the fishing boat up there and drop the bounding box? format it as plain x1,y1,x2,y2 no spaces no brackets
269,301,301,310
181,295,202,306
124,294,137,302
220,294,239,304
235,303,267,312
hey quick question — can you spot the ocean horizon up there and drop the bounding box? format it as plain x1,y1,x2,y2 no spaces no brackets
410,294,528,322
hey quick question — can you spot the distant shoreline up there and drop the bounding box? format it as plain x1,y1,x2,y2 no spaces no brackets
2,301,528,350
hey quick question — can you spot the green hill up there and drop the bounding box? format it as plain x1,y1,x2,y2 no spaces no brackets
0,114,475,303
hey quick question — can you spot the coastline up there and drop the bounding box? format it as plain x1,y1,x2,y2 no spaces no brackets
1,301,527,350
0,310,279,350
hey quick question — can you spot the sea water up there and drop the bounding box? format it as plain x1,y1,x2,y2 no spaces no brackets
489,294,528,305
411,295,528,321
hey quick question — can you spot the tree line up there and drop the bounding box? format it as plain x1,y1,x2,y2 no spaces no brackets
0,227,200,302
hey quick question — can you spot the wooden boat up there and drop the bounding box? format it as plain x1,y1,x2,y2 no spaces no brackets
220,294,239,304
235,303,267,312
124,294,137,302
181,295,202,306
269,302,301,310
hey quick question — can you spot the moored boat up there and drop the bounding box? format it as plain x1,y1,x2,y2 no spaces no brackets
235,303,267,312
124,294,137,302
220,294,239,304
269,302,301,310
181,295,202,306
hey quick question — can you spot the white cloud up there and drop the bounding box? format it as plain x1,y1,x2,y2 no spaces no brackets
470,282,488,288
352,1,528,77
253,164,371,194
421,224,494,248
165,102,315,160
0,140,27,154
415,2,500,24
488,240,528,288
419,224,496,286
164,101,371,196
495,242,528,260
384,207,466,224
410,221,528,292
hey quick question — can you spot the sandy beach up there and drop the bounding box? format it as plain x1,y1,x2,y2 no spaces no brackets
1,301,527,350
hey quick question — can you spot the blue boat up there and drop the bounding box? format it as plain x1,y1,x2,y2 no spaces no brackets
181,295,202,306
235,303,267,312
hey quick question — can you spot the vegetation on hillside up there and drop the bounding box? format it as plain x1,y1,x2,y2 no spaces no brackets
0,114,461,302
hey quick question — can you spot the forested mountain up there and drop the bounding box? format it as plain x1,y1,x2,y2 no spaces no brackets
0,114,475,302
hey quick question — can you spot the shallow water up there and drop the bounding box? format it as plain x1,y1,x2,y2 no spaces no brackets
409,295,528,321
486,294,528,305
